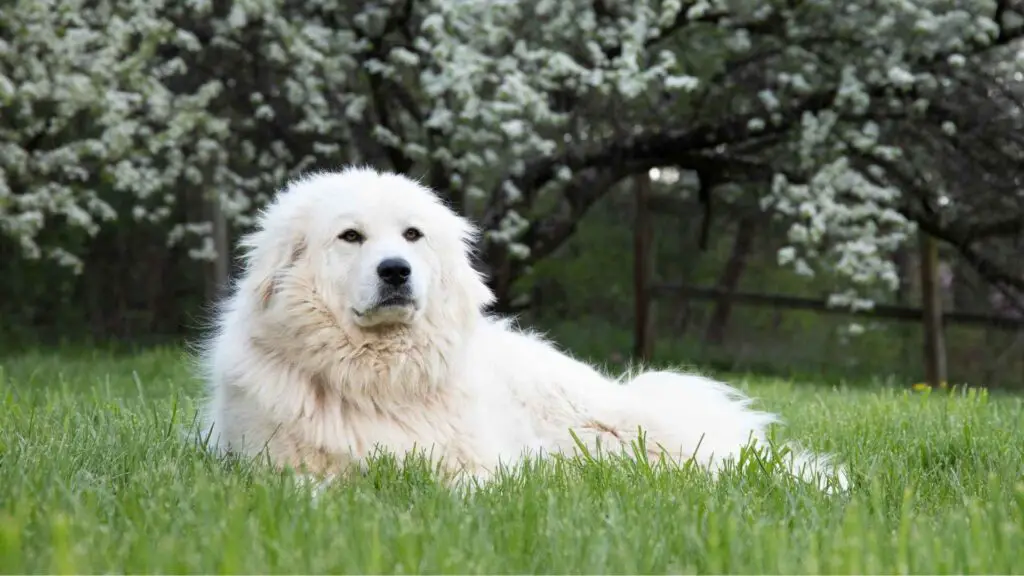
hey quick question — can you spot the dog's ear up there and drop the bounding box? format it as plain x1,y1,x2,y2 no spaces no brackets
446,216,496,319
239,225,307,309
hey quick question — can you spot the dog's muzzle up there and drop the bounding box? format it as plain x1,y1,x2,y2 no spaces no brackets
353,257,417,318
353,286,416,319
372,285,414,310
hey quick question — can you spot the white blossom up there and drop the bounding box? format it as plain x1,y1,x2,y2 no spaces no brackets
0,0,1018,312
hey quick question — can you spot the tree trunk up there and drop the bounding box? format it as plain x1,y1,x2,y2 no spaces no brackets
633,174,654,361
206,188,231,303
893,244,913,363
894,246,911,305
919,232,948,387
704,215,757,345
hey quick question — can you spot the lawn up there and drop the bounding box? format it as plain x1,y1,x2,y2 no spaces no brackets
1,346,1023,574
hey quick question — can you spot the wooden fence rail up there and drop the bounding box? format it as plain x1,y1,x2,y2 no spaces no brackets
631,176,1022,386
648,285,1024,331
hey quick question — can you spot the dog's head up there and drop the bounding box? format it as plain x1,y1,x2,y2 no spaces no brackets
236,168,494,342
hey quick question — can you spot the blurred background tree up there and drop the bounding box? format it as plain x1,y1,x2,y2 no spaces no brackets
2,0,1022,387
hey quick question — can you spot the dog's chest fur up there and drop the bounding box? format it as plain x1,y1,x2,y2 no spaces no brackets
232,325,482,474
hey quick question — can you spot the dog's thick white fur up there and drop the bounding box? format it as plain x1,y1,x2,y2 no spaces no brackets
199,167,847,491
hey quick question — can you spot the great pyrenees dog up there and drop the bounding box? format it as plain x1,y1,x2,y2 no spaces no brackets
199,167,847,491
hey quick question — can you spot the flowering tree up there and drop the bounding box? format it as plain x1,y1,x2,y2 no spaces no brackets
2,0,1022,317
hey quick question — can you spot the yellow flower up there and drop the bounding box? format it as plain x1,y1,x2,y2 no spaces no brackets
911,382,931,392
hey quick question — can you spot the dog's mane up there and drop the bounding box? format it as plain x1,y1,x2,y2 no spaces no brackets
210,170,490,411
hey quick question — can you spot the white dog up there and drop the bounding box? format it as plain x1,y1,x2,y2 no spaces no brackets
198,167,847,491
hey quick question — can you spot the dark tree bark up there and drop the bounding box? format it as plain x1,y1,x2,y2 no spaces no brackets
633,175,654,361
704,215,758,345
920,232,948,386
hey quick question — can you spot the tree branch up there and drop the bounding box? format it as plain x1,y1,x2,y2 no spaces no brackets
855,152,1024,310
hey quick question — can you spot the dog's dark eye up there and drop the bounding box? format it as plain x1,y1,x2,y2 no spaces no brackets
403,227,423,242
338,229,364,243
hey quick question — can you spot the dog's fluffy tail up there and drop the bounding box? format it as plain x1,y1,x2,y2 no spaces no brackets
620,370,849,493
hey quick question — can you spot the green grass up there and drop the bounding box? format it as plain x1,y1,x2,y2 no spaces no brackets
2,347,1024,574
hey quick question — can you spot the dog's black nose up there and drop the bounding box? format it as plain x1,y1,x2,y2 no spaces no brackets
377,258,412,287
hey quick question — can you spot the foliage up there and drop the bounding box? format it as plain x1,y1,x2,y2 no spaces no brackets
2,349,1023,573
2,0,1022,309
